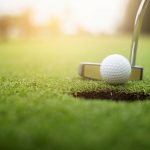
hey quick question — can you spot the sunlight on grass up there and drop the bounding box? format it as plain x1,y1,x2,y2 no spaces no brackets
0,35,150,150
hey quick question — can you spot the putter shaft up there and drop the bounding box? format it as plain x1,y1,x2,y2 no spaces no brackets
130,0,149,66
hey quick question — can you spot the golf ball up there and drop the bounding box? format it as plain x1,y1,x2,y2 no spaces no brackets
101,54,131,85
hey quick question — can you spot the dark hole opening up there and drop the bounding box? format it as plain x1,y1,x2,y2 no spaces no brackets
72,90,150,102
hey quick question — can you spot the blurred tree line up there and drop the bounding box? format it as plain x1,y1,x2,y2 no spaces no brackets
0,9,61,41
0,9,33,41
0,1,149,41
120,0,150,33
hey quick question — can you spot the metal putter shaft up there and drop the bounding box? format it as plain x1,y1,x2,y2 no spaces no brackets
79,0,149,81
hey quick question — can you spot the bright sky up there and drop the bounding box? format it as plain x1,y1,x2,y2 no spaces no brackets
0,0,128,33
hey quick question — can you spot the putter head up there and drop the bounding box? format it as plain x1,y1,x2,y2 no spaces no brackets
79,62,143,81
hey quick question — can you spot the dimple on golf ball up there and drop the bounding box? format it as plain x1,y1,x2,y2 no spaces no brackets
101,54,131,85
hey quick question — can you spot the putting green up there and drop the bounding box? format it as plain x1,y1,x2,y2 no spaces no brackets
0,35,150,150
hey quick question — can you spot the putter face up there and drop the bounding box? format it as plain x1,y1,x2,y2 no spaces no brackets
79,62,143,81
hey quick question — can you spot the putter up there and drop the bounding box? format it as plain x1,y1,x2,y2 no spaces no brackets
79,0,149,81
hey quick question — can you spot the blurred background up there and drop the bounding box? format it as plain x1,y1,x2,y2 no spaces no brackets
0,0,149,41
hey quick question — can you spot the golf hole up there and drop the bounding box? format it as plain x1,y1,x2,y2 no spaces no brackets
72,90,150,102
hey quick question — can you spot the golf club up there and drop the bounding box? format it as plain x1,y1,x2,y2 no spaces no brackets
79,0,150,81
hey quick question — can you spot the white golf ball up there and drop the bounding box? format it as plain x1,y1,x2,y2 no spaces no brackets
101,54,131,85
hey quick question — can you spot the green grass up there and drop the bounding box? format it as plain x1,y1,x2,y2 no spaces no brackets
0,35,150,150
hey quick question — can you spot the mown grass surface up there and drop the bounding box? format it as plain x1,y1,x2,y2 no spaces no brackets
0,35,150,150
